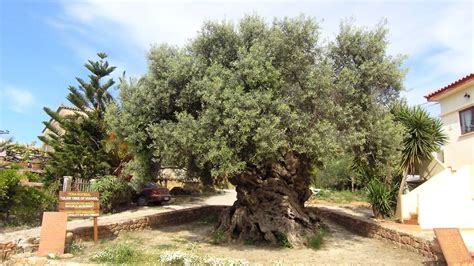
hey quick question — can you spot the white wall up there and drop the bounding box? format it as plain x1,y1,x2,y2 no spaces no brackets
401,168,452,220
437,83,474,170
408,165,474,229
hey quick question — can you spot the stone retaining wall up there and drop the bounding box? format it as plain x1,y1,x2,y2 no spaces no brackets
310,206,445,262
71,205,228,241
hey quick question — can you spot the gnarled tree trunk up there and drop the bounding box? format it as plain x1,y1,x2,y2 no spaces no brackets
216,152,321,247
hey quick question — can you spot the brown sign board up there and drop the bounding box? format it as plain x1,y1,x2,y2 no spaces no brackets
59,191,100,217
38,212,68,256
59,191,99,201
59,201,99,209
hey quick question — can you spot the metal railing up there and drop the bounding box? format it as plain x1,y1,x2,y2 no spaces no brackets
72,178,92,192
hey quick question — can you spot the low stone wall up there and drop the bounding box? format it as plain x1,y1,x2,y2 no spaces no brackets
0,242,21,261
310,206,445,262
0,237,39,261
71,205,228,241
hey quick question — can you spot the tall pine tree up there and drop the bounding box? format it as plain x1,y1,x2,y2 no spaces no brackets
39,53,118,180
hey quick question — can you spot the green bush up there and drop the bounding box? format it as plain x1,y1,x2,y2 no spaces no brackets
366,179,395,218
0,169,56,225
92,175,132,213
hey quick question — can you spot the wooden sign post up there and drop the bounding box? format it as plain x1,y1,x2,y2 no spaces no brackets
59,191,100,244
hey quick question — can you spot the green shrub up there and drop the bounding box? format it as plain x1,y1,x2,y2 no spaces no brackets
307,226,329,249
23,172,41,182
0,169,56,225
366,179,395,218
12,187,56,222
92,175,132,213
275,232,292,248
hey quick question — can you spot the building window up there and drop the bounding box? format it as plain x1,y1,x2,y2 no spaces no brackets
459,106,474,134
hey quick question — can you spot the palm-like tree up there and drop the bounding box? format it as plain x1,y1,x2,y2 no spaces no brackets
394,103,447,174
67,52,116,120
39,53,119,180
392,103,447,220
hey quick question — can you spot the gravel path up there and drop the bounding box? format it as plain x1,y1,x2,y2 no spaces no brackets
0,189,237,243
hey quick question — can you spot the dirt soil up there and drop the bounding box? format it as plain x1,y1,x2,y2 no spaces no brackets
70,219,431,265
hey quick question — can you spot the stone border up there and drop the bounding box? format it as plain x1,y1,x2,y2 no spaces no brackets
310,206,445,262
71,205,228,241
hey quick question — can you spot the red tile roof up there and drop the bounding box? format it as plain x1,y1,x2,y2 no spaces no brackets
425,73,474,101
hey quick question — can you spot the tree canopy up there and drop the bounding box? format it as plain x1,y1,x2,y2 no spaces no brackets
108,15,406,246
108,17,405,183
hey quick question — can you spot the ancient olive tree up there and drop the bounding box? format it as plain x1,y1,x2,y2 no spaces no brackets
108,16,405,246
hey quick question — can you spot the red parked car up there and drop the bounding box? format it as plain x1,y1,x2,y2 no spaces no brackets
136,182,171,206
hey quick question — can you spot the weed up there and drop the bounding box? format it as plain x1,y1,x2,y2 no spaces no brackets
90,243,140,264
307,226,329,250
69,241,85,255
274,232,292,248
158,251,249,265
154,244,176,250
312,189,368,204
211,229,225,245
243,239,255,246
172,238,189,244
202,214,219,224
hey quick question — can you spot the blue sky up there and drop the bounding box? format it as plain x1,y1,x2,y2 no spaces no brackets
0,0,473,145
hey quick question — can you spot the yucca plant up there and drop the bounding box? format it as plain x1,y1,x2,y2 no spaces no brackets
392,103,447,174
366,179,395,218
392,102,448,220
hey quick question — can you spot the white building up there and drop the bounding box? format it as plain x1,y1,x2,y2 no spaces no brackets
426,73,474,170
401,73,474,251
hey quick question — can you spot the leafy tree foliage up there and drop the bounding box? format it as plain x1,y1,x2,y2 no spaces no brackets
392,103,447,174
329,21,406,183
108,16,405,246
39,53,119,180
91,175,132,213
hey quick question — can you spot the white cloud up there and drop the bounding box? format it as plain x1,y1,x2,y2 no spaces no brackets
5,87,36,114
52,0,473,111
